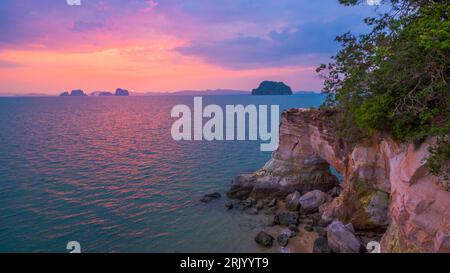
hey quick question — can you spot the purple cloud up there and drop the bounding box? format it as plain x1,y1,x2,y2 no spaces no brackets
176,17,367,69
0,0,379,69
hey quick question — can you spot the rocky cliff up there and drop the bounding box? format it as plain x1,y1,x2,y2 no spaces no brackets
228,108,449,253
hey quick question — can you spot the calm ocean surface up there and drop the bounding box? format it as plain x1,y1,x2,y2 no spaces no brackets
0,94,325,253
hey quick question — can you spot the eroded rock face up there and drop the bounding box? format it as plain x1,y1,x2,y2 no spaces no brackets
379,139,450,253
230,108,449,252
228,158,339,199
228,110,340,200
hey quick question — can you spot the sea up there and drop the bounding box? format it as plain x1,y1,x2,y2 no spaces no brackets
0,94,326,253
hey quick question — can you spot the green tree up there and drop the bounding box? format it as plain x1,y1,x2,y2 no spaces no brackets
317,0,449,184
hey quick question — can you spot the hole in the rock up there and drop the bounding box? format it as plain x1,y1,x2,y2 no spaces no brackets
329,166,344,183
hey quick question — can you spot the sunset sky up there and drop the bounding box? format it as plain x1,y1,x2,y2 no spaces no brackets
0,0,380,94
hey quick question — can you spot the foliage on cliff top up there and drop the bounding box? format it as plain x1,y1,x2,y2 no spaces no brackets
317,0,450,182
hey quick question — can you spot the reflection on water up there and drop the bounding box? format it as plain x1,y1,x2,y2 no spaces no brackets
0,95,324,252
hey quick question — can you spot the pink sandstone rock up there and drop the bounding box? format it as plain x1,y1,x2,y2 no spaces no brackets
229,108,449,252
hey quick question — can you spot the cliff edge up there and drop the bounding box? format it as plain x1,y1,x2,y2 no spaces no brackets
228,108,449,252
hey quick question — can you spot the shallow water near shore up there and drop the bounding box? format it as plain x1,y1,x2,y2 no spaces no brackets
0,94,325,253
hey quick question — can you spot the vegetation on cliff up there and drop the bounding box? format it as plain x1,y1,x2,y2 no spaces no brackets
317,0,449,182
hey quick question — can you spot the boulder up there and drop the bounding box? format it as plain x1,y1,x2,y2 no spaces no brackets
273,212,298,226
313,237,331,253
277,234,289,247
299,190,329,213
288,224,299,233
327,220,363,253
255,231,274,247
285,191,301,211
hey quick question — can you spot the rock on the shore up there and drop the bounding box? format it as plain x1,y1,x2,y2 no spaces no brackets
285,191,301,211
313,237,331,253
327,220,363,253
277,234,289,247
273,212,299,226
255,231,274,247
200,192,221,203
299,190,329,213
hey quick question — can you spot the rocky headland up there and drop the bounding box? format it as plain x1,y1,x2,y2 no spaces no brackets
227,108,449,253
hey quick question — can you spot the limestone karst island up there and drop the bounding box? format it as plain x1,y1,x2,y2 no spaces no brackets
251,81,293,95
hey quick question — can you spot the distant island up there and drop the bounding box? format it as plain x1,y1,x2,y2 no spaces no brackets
251,81,293,95
59,88,129,97
115,88,129,96
7,87,322,98
60,89,87,96
91,91,113,96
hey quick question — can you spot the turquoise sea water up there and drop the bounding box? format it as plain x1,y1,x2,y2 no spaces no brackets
0,94,325,253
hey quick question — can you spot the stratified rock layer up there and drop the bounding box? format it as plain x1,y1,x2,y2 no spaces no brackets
228,109,339,199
